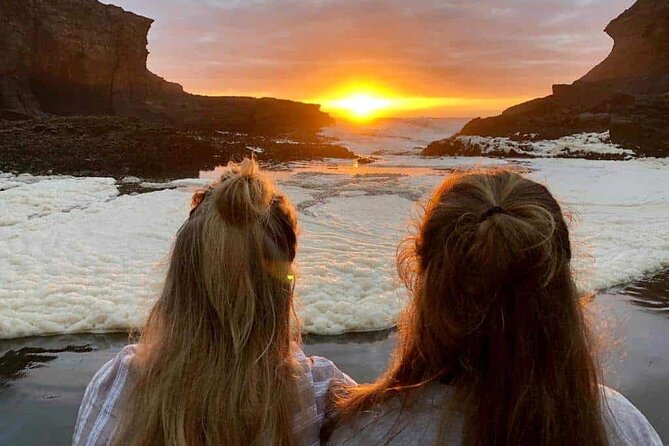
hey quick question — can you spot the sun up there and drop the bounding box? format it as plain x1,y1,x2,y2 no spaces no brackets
322,94,394,120
313,83,449,121
312,82,525,121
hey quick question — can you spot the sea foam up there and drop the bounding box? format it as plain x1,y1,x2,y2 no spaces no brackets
1,156,667,338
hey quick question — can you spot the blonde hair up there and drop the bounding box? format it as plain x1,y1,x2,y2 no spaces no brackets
116,159,302,445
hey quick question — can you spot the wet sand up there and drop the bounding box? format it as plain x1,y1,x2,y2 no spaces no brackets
0,271,667,445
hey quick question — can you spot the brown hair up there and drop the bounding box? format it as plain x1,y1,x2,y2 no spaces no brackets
326,169,607,445
116,159,302,446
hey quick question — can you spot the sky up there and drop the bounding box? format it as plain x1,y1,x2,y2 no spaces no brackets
109,0,635,118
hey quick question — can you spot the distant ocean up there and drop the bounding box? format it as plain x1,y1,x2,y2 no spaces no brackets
321,117,470,155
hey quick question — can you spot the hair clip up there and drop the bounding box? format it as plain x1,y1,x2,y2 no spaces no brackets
480,206,506,221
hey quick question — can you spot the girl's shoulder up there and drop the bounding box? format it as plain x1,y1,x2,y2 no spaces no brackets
294,347,356,387
292,346,356,422
327,384,665,446
326,383,458,446
601,386,663,446
72,344,138,446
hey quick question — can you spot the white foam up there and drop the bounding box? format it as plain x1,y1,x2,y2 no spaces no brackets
297,195,414,334
1,156,667,338
451,132,634,158
0,186,189,338
139,178,211,190
121,176,141,184
0,174,117,228
322,117,468,155
527,158,669,290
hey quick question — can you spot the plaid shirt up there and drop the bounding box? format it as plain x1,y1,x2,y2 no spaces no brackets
72,344,355,446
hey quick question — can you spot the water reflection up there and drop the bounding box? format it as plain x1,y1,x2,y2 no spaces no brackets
0,345,92,389
610,269,669,317
304,328,395,345
0,333,128,390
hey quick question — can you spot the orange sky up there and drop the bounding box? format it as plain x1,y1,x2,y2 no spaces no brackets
110,0,634,118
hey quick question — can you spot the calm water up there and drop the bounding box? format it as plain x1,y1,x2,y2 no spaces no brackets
0,271,667,445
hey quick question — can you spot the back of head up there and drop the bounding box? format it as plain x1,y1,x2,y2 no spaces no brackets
331,169,607,446
118,159,301,446
416,169,571,300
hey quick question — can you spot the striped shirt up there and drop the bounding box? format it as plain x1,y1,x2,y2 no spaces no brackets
72,344,355,446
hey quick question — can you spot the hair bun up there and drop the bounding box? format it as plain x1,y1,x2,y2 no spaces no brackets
211,158,274,226
238,157,259,179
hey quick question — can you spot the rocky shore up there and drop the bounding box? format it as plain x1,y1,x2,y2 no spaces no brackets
424,0,669,159
422,131,635,160
0,0,347,178
0,116,354,179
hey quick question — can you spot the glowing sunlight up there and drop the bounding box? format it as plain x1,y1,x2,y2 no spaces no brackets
323,94,393,120
313,83,531,121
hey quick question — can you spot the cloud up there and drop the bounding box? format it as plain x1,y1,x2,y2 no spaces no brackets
110,0,636,115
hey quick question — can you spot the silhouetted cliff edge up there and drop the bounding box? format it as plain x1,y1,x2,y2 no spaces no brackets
0,0,355,178
424,0,669,158
0,0,332,135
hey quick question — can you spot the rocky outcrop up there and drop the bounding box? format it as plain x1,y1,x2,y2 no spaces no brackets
579,0,669,84
0,0,331,135
0,117,354,179
424,0,669,158
0,0,161,116
422,132,634,160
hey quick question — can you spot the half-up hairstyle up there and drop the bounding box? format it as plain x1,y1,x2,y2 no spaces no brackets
115,158,302,446
326,168,608,446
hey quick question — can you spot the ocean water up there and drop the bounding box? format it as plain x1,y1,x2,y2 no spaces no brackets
0,118,668,338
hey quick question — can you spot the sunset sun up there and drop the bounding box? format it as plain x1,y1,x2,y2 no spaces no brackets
313,83,526,121
317,87,432,121
323,93,393,120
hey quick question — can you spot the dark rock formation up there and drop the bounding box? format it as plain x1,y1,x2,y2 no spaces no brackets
424,0,669,158
0,117,355,179
0,0,331,135
422,132,633,160
579,0,669,84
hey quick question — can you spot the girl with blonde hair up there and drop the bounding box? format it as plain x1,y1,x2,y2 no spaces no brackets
73,159,354,446
324,169,662,446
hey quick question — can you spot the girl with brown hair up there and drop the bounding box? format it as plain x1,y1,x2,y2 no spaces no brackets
325,169,661,446
73,159,354,446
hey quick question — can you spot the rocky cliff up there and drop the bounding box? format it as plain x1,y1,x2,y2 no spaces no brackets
579,0,669,84
424,0,669,158
0,0,331,135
